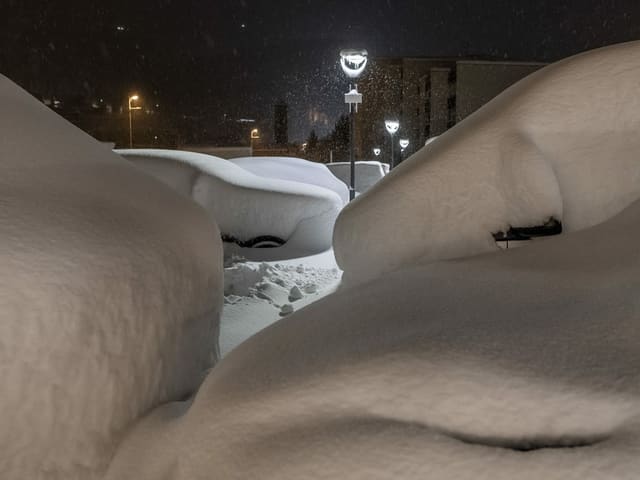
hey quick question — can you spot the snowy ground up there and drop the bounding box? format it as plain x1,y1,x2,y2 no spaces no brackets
220,249,341,356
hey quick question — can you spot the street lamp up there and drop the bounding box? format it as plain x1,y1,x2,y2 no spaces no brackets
385,120,400,168
340,48,368,201
373,148,381,157
399,138,410,163
128,94,141,148
250,128,260,154
340,50,368,78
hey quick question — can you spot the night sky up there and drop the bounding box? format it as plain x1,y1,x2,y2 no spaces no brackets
3,0,640,141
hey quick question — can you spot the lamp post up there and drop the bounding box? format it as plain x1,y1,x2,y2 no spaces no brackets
128,94,141,148
399,138,410,161
385,120,400,168
250,128,260,154
340,48,368,201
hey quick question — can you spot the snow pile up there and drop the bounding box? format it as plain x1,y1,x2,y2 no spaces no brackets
232,156,350,205
0,76,223,478
220,251,341,356
108,196,640,479
326,161,389,195
334,41,640,285
117,149,343,255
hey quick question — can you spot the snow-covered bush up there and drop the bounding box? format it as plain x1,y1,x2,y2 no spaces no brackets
232,156,350,205
0,75,223,479
334,41,640,285
117,150,343,255
326,161,388,195
107,195,640,479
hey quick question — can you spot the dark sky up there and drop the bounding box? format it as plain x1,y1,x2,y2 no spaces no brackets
3,0,640,140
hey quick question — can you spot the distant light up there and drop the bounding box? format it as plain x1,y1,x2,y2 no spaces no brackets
251,128,260,139
128,95,141,112
237,118,256,124
373,148,381,157
385,120,399,134
241,23,246,29
340,49,368,78
116,25,126,31
399,139,410,149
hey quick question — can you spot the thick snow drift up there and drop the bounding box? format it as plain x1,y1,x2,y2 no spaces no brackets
117,150,343,255
232,156,350,205
326,161,388,195
0,75,223,479
334,41,640,284
108,196,640,479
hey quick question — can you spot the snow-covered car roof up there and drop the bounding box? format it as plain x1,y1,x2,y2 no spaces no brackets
117,149,344,255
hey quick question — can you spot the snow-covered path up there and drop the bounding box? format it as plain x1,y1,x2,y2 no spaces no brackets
220,249,341,356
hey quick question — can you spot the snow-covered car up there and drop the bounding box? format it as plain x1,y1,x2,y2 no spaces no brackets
326,161,389,195
334,40,640,285
231,156,350,205
116,149,343,254
0,75,223,479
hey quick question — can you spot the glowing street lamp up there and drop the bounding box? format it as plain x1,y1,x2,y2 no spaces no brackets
373,148,381,157
128,94,142,148
399,138,410,162
340,49,368,78
385,119,400,168
250,128,260,155
340,48,368,201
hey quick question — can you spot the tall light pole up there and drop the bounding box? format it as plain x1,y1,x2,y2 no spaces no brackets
128,94,141,148
340,49,368,201
385,120,400,169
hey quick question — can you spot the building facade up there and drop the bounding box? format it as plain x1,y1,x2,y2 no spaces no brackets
355,57,546,164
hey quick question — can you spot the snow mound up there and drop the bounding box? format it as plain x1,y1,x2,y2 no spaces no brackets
326,161,388,195
117,149,343,255
0,75,223,479
219,253,341,355
232,156,350,205
108,197,640,479
334,41,640,284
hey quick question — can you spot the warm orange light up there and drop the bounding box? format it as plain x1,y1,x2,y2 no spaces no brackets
251,128,260,139
128,95,142,111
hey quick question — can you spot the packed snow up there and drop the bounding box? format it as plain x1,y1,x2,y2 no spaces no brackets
232,156,350,205
0,75,223,479
117,149,343,255
326,160,389,195
220,250,341,356
334,41,640,285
